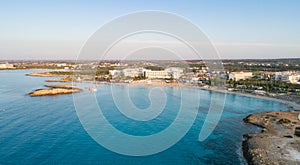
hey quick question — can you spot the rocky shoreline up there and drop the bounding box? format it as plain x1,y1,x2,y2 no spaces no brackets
25,71,300,108
45,77,73,82
26,71,300,164
26,71,71,77
28,84,82,97
242,112,300,164
26,71,81,97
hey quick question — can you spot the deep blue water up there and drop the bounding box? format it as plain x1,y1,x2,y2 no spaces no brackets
0,70,290,164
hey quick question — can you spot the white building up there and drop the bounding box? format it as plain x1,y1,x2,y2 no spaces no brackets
122,68,143,77
109,70,123,77
289,75,300,84
56,63,67,67
254,90,267,95
229,72,253,81
0,62,15,69
109,68,144,78
165,67,184,79
275,71,292,81
143,70,169,79
109,67,183,80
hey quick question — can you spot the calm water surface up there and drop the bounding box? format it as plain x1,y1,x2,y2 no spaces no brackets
0,70,290,164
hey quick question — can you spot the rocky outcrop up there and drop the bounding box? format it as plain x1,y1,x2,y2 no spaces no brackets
243,112,300,165
26,72,72,77
45,77,73,82
28,84,82,96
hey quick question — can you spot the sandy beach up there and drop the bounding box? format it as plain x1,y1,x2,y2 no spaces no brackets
27,71,300,110
26,71,300,164
115,80,300,111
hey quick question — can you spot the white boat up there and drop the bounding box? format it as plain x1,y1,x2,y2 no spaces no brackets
88,87,97,92
298,113,300,121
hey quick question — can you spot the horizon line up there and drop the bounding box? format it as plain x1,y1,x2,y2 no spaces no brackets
1,57,300,62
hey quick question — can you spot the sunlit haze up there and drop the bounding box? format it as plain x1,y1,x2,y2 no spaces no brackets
0,0,299,60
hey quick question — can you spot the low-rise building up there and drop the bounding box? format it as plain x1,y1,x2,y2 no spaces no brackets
56,63,67,67
109,68,144,78
143,70,169,79
165,67,184,79
228,72,253,81
289,75,300,84
109,70,123,78
254,90,267,95
122,68,143,77
0,62,15,69
275,71,296,81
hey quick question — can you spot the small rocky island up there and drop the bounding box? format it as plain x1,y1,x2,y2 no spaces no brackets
243,111,300,164
26,71,72,77
28,84,82,97
45,77,73,82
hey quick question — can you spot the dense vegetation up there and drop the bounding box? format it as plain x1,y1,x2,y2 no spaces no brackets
226,78,300,93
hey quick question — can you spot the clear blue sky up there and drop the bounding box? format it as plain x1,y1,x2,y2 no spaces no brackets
0,0,299,60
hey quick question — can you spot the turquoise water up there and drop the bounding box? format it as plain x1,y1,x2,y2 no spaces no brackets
0,70,290,164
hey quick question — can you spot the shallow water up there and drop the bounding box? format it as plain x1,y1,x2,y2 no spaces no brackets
0,70,290,164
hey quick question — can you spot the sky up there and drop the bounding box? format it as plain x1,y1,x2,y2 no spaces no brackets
0,0,299,60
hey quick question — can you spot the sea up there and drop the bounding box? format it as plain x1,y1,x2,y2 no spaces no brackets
0,70,291,164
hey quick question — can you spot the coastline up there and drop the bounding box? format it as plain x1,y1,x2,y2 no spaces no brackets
110,81,300,111
0,68,68,71
89,80,300,164
242,112,300,164
121,80,300,164
207,88,300,111
26,71,300,164
26,71,72,77
25,70,300,110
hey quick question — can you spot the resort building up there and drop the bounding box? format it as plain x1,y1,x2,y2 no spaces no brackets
289,75,300,84
0,62,15,69
109,67,184,79
109,70,123,78
122,68,143,77
228,72,253,81
109,68,144,78
143,70,169,79
275,71,297,81
55,63,67,67
165,67,184,79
